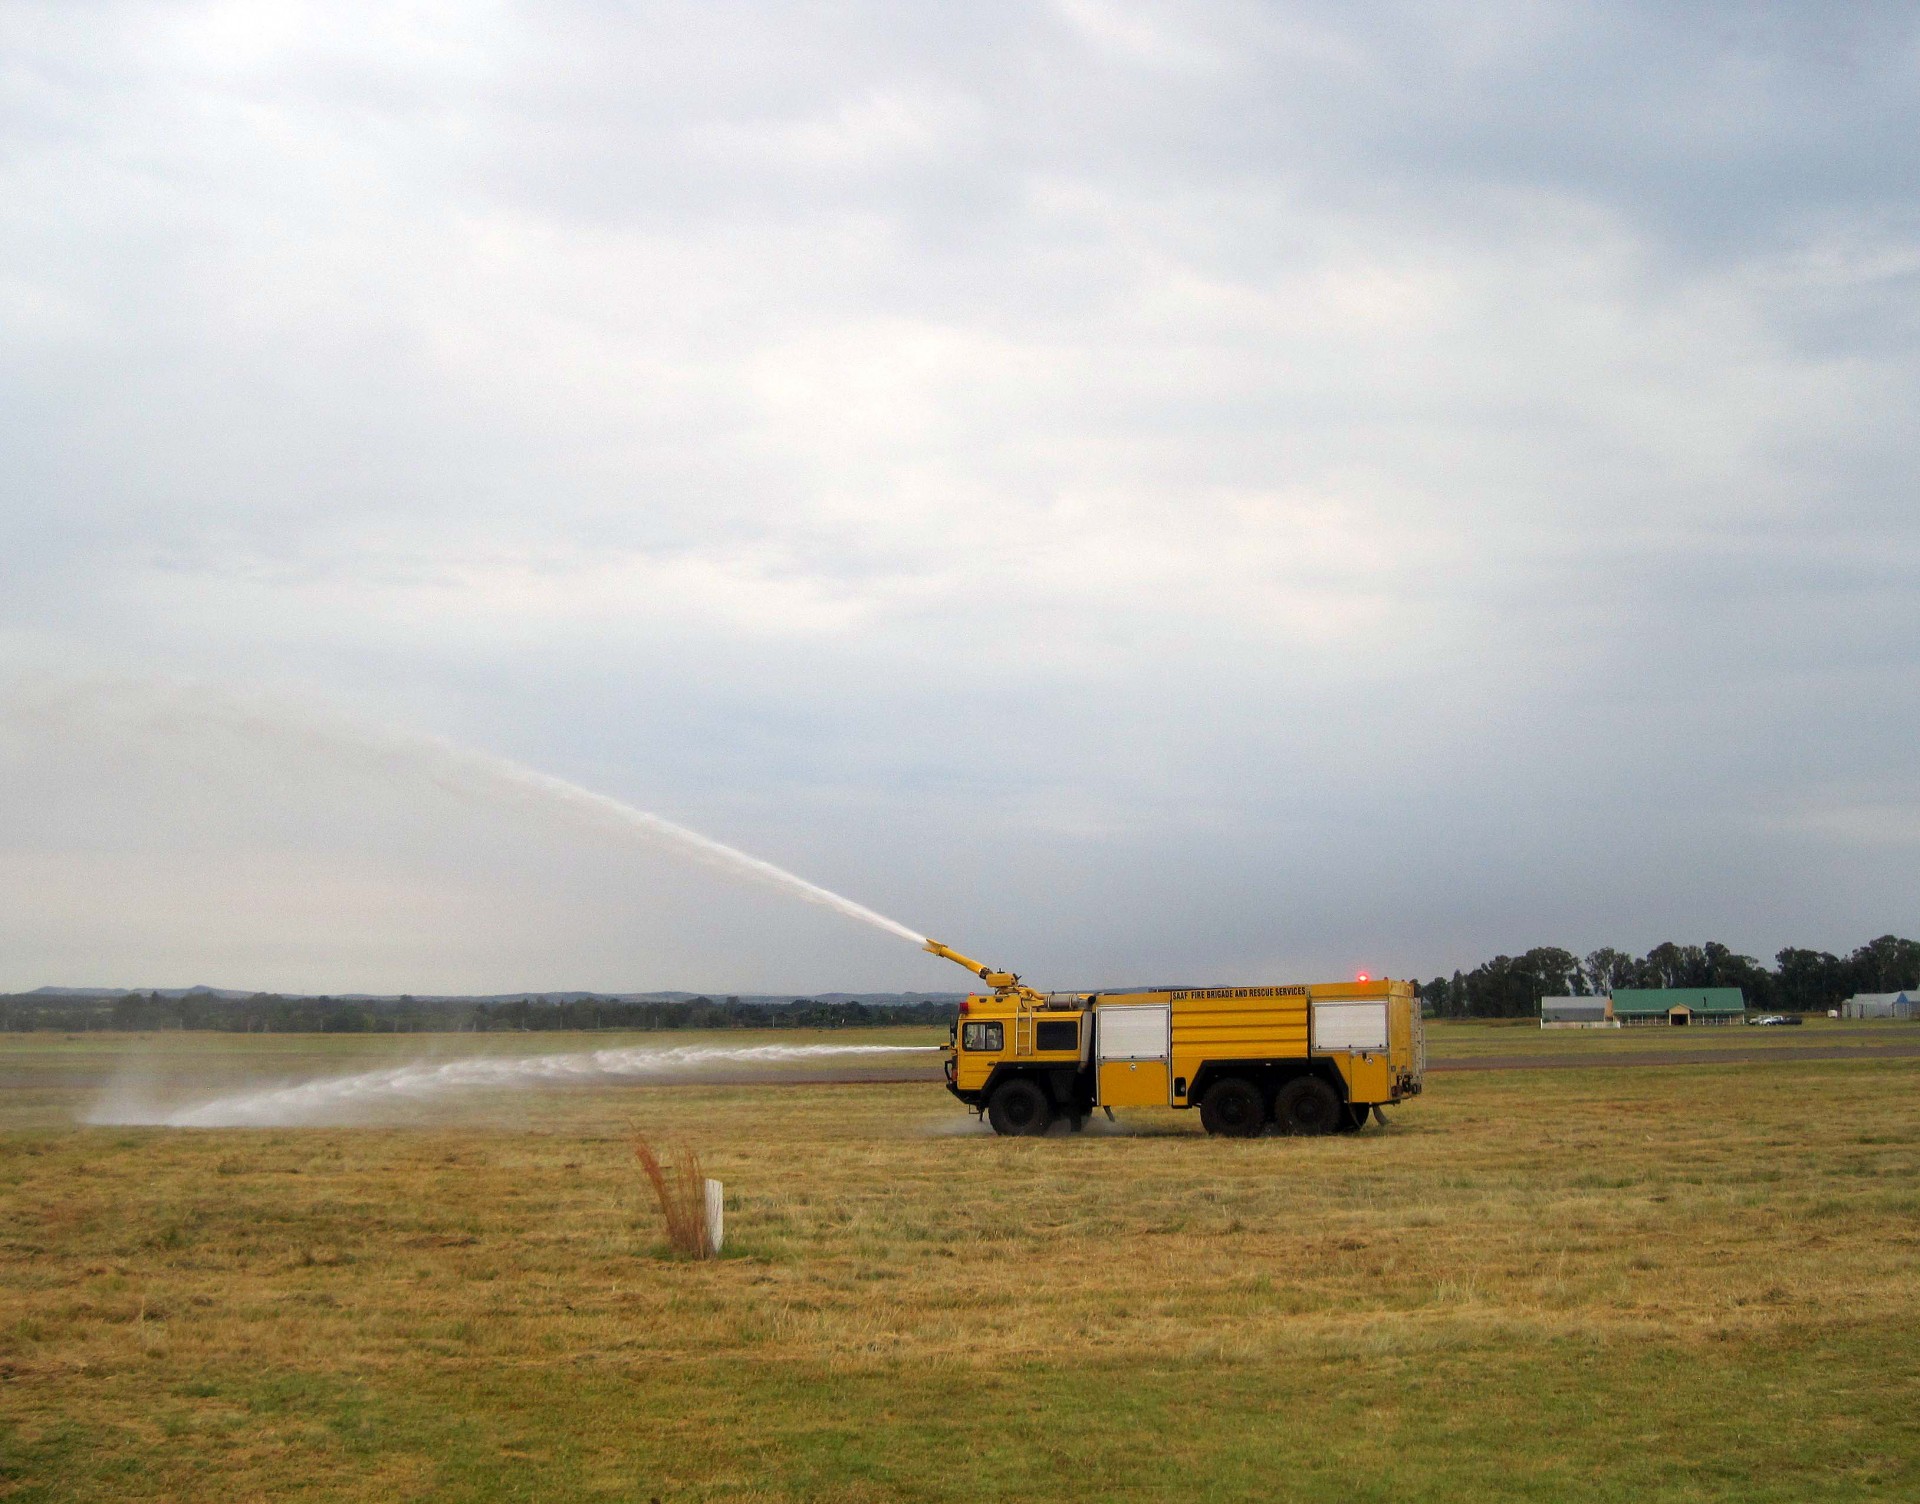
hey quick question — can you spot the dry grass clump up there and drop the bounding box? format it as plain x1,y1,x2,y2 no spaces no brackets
631,1134,712,1258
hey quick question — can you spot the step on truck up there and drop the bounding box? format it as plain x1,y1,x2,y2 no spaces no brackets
926,941,1424,1137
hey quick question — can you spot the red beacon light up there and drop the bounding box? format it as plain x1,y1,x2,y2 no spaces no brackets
1356,971,1371,983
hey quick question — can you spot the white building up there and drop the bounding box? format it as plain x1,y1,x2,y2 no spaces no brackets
1540,995,1617,1029
1841,991,1919,1020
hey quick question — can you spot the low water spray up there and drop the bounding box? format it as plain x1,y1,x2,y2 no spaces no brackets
89,1040,942,1128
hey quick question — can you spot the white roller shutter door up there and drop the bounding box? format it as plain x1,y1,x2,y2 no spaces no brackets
1313,1000,1389,1052
1097,1005,1170,1062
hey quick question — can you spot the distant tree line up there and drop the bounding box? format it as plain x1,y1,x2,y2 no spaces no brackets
6,932,1916,1031
1417,935,1920,1019
0,992,961,1034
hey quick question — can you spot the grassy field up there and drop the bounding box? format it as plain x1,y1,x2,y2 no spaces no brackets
3,1022,1918,1501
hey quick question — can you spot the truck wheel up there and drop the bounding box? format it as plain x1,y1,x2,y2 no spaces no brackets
1335,1102,1372,1133
1199,1078,1266,1137
987,1080,1053,1137
1274,1077,1341,1136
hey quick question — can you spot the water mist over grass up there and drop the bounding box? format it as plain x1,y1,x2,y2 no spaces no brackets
11,676,952,1128
88,1040,941,1128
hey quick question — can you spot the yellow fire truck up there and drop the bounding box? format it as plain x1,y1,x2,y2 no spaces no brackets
927,940,1424,1136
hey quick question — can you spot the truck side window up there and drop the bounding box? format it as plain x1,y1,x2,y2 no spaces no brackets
962,1021,1003,1052
1035,1020,1078,1052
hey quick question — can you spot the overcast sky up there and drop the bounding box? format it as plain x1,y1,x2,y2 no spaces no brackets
2,1,1917,994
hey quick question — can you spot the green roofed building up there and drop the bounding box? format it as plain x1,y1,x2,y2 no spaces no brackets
1609,987,1746,1027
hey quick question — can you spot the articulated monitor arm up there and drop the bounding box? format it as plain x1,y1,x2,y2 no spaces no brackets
924,939,1045,1004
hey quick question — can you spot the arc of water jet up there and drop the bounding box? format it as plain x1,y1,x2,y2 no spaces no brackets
473,761,928,946
9,673,932,948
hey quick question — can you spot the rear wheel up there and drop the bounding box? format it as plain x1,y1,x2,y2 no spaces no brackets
1274,1077,1341,1136
1335,1102,1372,1133
986,1079,1053,1137
1199,1077,1266,1137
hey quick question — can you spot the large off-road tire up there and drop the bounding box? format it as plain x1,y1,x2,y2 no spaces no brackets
1335,1102,1372,1133
1274,1076,1342,1136
987,1079,1053,1137
1199,1077,1266,1138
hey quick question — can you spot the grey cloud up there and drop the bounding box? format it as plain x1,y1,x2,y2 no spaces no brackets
0,2,1916,991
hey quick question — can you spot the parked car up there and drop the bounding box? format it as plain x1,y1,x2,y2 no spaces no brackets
1747,1014,1802,1026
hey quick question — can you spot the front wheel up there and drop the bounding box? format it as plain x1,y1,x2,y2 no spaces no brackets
987,1079,1053,1137
1274,1077,1341,1136
1199,1078,1266,1137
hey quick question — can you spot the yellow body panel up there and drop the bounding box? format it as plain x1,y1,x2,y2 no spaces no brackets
1160,986,1310,1104
1306,980,1422,1098
1098,1059,1169,1107
1333,1050,1391,1104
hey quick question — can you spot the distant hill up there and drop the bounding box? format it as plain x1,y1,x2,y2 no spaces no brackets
1,986,967,1034
23,985,964,1005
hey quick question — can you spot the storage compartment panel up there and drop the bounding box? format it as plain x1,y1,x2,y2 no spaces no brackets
1098,1059,1170,1108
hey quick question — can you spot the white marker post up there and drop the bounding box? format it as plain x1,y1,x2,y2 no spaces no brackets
703,1178,724,1257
